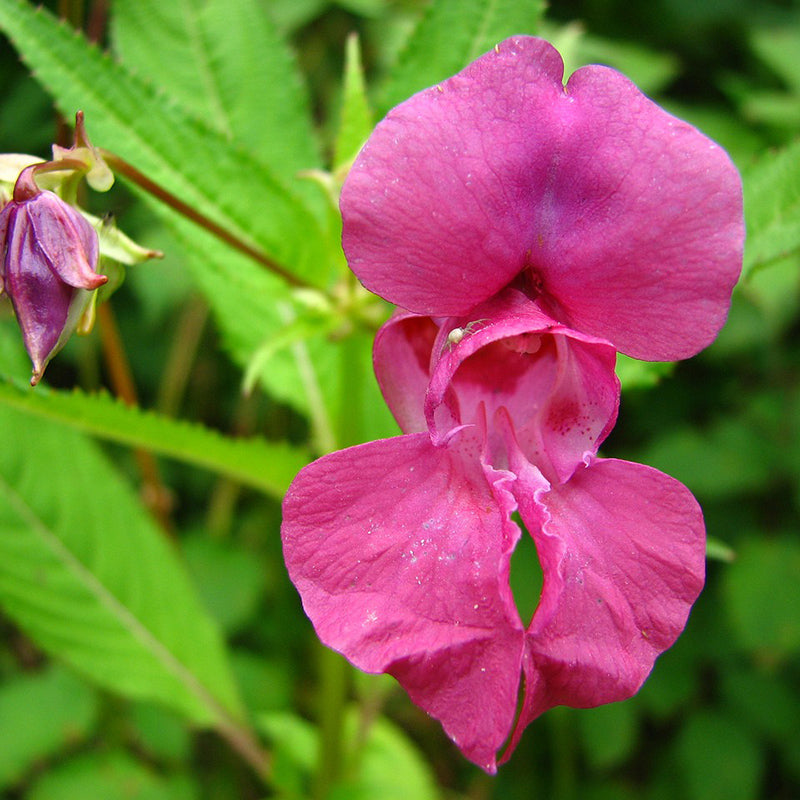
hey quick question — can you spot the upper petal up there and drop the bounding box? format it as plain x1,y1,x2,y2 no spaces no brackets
281,431,525,772
502,454,705,760
341,36,743,360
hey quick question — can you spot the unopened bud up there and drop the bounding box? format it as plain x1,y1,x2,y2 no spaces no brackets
0,168,107,385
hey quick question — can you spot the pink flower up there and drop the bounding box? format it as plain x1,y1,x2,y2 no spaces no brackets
341,36,744,361
282,291,705,772
0,167,105,385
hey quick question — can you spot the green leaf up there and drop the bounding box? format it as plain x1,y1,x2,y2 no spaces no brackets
381,0,545,112
723,536,800,658
0,0,330,287
750,25,800,95
721,667,800,743
26,751,199,800
111,0,321,181
0,665,99,789
577,701,639,770
0,405,244,727
675,711,763,800
257,708,440,800
334,33,374,169
616,354,674,391
183,534,267,635
0,378,308,498
743,137,800,277
637,417,774,499
128,703,194,764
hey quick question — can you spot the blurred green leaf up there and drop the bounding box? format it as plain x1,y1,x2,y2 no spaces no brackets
0,665,98,789
381,0,545,112
334,33,374,169
635,641,698,720
128,703,193,765
257,711,316,797
741,91,800,130
232,650,294,713
25,751,198,800
258,707,439,800
0,406,244,726
638,417,773,499
183,533,267,635
675,711,763,800
742,137,800,277
721,667,800,743
267,0,326,34
577,701,639,770
723,536,800,658
0,377,309,498
750,26,800,95
111,0,321,182
330,711,440,800
616,355,674,391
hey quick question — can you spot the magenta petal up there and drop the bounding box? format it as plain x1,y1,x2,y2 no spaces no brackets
342,36,742,360
502,455,705,760
538,65,742,360
425,290,619,481
281,432,525,771
373,311,438,434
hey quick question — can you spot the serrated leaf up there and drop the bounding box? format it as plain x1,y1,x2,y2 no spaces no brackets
0,406,245,727
743,137,800,277
0,377,309,498
111,0,321,181
0,0,330,288
381,0,545,112
334,33,374,169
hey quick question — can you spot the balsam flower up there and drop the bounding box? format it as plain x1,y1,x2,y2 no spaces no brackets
0,165,106,385
282,290,705,772
341,36,744,361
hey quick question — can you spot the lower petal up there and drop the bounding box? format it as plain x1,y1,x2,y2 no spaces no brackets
504,456,705,759
281,431,526,771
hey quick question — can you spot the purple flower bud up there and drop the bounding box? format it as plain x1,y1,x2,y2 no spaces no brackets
0,169,106,385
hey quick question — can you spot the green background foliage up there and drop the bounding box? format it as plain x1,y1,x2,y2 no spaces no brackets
1,0,799,798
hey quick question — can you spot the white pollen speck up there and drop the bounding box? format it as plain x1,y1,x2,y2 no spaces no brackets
473,604,479,609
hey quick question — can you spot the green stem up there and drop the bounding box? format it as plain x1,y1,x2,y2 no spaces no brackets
99,149,312,290
313,644,349,800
